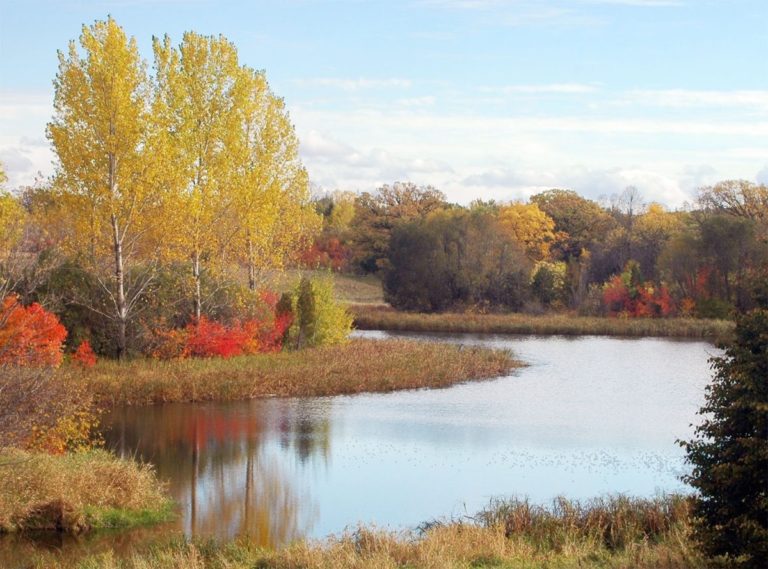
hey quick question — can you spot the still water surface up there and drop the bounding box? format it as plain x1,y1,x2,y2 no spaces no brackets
97,330,718,547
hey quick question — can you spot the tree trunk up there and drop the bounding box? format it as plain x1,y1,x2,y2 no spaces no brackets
192,250,202,321
247,232,256,291
109,150,127,361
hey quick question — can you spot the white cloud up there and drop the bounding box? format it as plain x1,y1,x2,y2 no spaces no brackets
478,83,598,94
461,165,691,206
293,77,412,91
627,89,768,113
757,165,768,185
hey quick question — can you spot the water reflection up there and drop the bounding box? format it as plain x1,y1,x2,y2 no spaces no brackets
95,331,717,548
104,398,333,546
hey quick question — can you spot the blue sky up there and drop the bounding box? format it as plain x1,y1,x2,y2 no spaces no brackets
1,0,767,206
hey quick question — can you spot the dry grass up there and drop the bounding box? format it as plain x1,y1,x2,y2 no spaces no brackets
351,305,734,342
0,448,170,533
75,339,518,407
26,496,704,568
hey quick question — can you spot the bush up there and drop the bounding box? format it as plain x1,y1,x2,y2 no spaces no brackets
0,295,68,367
288,276,352,349
0,367,99,453
149,290,294,359
681,308,768,566
71,340,97,368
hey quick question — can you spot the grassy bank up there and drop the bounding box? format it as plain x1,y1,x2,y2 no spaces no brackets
0,449,171,534
78,339,518,407
352,305,734,341
26,495,704,568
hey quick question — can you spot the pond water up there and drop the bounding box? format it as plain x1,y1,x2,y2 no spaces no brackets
93,330,718,547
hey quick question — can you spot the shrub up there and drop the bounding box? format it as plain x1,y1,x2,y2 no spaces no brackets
149,290,295,359
602,262,674,318
0,367,99,453
288,276,352,349
71,340,97,369
0,295,68,367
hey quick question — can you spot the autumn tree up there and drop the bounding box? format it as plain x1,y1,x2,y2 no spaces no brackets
531,189,615,305
496,202,556,262
153,32,243,320
698,180,768,242
351,182,447,273
47,18,159,358
228,68,318,289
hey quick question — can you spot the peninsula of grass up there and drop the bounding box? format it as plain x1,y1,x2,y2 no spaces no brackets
0,449,171,534
351,305,734,342
77,338,519,407
28,495,704,568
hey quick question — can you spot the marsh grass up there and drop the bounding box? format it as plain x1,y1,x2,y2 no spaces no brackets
76,339,518,407
26,495,704,568
351,305,734,341
0,449,171,533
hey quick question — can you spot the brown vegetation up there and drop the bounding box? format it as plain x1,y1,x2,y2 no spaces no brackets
351,305,734,341
25,495,702,568
0,449,170,533
77,338,518,407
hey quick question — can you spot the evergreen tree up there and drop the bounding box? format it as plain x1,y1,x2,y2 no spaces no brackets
681,307,768,567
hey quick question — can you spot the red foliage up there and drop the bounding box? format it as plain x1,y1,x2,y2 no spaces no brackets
185,317,250,358
151,290,294,359
0,295,68,367
602,276,674,318
71,340,97,368
300,236,350,271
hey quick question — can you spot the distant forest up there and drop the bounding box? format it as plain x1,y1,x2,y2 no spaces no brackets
305,180,768,316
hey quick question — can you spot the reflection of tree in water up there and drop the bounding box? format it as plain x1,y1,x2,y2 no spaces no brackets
102,398,332,546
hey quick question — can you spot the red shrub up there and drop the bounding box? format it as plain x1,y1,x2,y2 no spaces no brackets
71,340,97,368
151,290,294,359
0,295,67,367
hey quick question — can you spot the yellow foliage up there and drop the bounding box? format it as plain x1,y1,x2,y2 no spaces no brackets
497,202,556,261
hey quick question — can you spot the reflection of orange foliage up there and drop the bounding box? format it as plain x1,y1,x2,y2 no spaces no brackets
72,340,97,368
151,290,293,359
0,295,67,367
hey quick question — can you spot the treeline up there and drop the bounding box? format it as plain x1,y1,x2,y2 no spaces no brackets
0,18,345,360
306,181,768,317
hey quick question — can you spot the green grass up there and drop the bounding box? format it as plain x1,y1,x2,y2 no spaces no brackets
351,305,734,342
75,338,519,407
0,449,172,534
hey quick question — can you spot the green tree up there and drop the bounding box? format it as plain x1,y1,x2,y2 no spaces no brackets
681,307,768,567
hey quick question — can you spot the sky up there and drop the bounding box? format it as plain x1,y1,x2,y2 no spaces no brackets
1,0,767,208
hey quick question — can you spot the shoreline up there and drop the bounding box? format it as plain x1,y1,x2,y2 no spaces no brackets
77,338,520,408
351,305,734,342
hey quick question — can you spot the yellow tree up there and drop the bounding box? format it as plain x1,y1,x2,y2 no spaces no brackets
47,17,158,359
228,67,318,289
153,32,242,319
497,202,556,262
0,162,26,255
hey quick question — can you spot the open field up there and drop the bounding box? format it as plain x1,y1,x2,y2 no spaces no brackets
351,305,734,342
265,270,386,305
23,495,704,568
77,339,519,407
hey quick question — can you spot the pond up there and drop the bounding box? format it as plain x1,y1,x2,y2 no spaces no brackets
94,331,718,547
